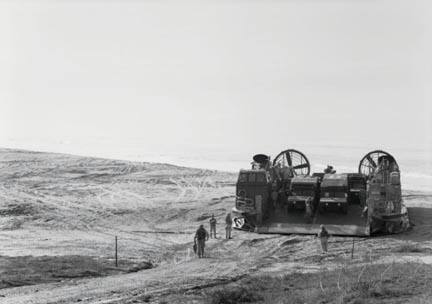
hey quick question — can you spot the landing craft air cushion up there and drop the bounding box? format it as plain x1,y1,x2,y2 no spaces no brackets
232,149,410,236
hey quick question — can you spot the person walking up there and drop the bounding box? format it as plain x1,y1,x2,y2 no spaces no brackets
209,214,217,238
318,225,330,253
194,224,209,258
225,213,232,239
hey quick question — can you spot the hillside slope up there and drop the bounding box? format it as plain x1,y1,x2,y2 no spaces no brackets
0,149,431,304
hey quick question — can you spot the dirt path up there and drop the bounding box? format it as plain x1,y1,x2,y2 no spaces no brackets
1,232,272,304
3,223,432,304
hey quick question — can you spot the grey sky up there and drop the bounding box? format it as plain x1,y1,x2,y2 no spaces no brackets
1,0,431,155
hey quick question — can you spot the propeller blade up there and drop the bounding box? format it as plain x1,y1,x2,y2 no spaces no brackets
293,163,309,169
286,152,292,167
366,155,377,168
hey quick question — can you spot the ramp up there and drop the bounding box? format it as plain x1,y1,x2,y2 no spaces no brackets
257,223,369,236
257,204,370,236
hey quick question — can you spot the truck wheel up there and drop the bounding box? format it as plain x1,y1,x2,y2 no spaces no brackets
386,222,395,234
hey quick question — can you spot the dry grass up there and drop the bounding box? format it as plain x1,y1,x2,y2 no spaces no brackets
209,287,263,304
392,243,430,253
0,255,153,289
207,262,432,304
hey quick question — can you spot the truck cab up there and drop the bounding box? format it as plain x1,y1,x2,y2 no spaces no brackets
287,176,320,211
319,173,349,214
347,173,367,205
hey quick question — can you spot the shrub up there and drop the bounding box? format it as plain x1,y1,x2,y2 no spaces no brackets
208,286,263,304
393,243,426,253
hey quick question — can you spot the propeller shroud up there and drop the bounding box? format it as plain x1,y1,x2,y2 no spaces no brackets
358,150,398,178
273,149,310,176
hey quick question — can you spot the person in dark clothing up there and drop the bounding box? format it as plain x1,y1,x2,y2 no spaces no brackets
318,225,330,253
194,225,209,258
304,198,313,223
209,214,217,238
324,165,336,174
225,213,233,239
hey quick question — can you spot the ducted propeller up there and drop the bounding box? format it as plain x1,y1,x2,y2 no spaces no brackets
273,149,310,176
358,150,398,178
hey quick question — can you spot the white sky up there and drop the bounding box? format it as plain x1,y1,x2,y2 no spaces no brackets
0,0,431,155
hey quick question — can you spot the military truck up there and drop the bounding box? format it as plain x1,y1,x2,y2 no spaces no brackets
286,176,320,223
319,174,349,214
287,176,319,210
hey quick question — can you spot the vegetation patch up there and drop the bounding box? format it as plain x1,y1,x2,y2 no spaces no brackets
209,286,263,304
196,213,212,221
0,255,153,289
206,262,432,304
0,203,35,216
392,243,430,253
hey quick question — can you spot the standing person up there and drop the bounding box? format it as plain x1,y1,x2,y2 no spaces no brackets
271,181,279,215
194,224,209,258
324,165,336,174
318,225,330,253
304,198,313,223
209,214,217,238
225,213,232,239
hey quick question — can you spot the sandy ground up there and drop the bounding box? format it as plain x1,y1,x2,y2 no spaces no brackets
0,148,431,303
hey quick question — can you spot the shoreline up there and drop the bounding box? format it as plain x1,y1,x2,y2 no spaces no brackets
1,146,431,195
